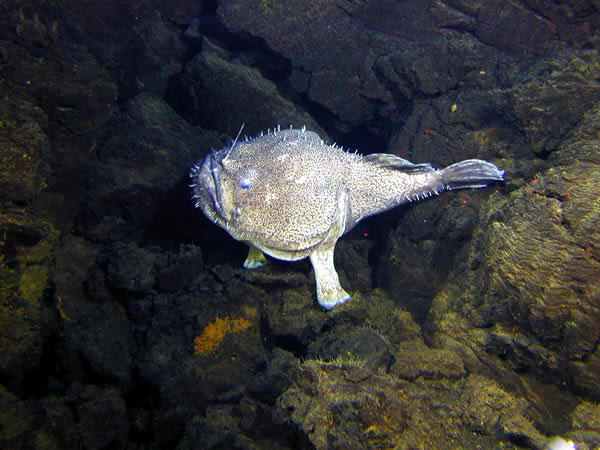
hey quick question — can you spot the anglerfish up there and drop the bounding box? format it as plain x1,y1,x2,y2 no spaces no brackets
190,126,504,310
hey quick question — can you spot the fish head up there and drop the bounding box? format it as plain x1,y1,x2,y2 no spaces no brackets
190,145,257,231
190,129,345,257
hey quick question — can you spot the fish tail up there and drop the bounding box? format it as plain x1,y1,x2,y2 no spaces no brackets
440,159,504,190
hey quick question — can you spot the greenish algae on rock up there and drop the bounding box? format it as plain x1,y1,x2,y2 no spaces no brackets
0,98,50,202
0,205,58,392
427,100,600,441
276,358,545,449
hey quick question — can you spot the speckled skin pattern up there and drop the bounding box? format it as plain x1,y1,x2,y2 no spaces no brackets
191,127,504,309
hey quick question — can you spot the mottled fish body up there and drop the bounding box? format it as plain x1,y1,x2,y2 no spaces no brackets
191,127,504,309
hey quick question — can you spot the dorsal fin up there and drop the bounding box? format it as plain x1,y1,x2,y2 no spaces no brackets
362,153,434,173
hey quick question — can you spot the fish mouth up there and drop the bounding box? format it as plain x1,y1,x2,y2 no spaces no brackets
208,152,227,218
192,151,231,223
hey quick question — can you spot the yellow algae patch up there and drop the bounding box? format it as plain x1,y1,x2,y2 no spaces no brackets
194,312,254,355
19,264,48,305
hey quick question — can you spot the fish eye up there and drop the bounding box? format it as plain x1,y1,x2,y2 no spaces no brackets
239,178,252,189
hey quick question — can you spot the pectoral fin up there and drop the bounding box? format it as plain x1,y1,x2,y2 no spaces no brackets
309,188,351,310
243,245,269,269
310,247,350,310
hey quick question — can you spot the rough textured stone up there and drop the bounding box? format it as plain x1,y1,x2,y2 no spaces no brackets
105,243,158,295
428,105,600,405
0,385,33,449
1,0,600,448
308,326,396,372
65,301,136,385
0,206,58,392
506,50,600,155
277,360,545,449
246,348,296,406
130,11,187,96
0,38,117,135
218,0,379,126
76,386,129,450
80,91,221,243
391,340,466,381
0,99,50,202
156,244,204,293
179,50,327,137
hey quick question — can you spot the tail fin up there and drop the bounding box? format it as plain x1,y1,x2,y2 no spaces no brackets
440,159,504,190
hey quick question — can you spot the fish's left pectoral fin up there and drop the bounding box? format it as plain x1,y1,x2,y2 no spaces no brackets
310,247,351,310
243,245,269,269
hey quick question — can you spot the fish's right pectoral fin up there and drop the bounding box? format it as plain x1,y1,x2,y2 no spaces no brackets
243,245,269,269
308,187,352,309
310,247,351,310
317,283,351,310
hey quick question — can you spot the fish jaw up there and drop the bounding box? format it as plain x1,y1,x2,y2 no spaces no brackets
190,150,231,226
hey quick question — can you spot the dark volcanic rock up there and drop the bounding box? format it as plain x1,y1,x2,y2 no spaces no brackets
76,386,129,450
240,263,308,288
156,244,204,293
276,359,545,449
334,238,373,294
0,206,58,392
218,0,383,127
1,0,600,448
246,348,296,406
105,243,158,295
452,0,556,53
307,326,396,373
428,105,600,406
377,188,502,324
506,49,600,155
568,402,600,447
131,276,269,448
128,11,187,97
215,0,577,141
0,6,118,135
0,385,34,449
64,301,135,385
80,91,221,243
391,340,466,381
178,50,327,137
262,285,325,349
0,98,50,202
177,394,294,450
